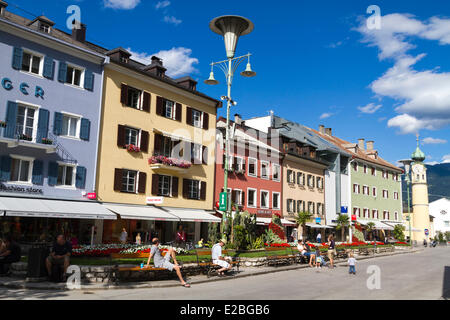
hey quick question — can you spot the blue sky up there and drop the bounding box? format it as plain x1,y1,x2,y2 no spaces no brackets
6,0,450,165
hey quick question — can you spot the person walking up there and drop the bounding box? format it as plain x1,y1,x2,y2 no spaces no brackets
119,228,128,244
348,253,357,275
327,234,336,269
316,232,322,244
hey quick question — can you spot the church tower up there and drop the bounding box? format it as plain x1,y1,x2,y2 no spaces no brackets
410,136,430,242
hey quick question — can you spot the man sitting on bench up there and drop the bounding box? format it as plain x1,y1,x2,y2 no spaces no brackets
46,234,72,280
0,235,21,275
145,238,190,288
211,239,232,276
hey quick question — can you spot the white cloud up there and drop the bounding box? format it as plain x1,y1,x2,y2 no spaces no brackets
422,137,447,144
155,1,170,9
356,13,450,134
103,0,140,9
442,154,450,164
425,161,439,166
127,47,199,78
163,15,182,26
358,103,382,114
319,113,333,119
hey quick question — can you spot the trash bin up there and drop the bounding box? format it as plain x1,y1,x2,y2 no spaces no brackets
27,245,50,278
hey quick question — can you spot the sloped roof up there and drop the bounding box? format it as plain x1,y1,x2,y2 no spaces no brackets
308,127,402,172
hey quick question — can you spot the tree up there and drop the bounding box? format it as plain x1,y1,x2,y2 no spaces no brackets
366,222,376,241
336,214,350,242
295,211,312,240
393,224,405,241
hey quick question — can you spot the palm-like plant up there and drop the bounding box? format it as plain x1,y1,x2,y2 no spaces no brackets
295,211,312,240
335,214,350,242
366,222,376,241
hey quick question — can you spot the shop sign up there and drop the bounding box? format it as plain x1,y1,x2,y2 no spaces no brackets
1,78,45,98
146,197,164,205
0,183,43,195
86,193,97,200
341,206,348,214
257,210,272,215
351,214,357,221
219,192,227,211
315,217,321,224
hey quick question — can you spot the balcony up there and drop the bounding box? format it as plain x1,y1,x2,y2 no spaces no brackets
0,126,56,153
148,155,192,173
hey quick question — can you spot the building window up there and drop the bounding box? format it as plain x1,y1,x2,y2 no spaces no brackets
125,127,139,146
16,105,37,140
444,221,449,227
352,162,358,171
260,161,269,179
10,157,33,183
234,189,243,205
247,188,256,207
382,190,389,199
272,164,280,181
383,211,390,220
353,184,360,194
188,180,200,200
297,200,304,213
371,167,376,176
21,51,42,75
372,210,379,219
373,187,377,197
158,175,171,196
66,65,84,87
353,207,360,218
165,100,175,119
192,109,202,128
260,190,269,208
363,165,368,174
286,169,294,183
317,203,323,215
61,114,80,138
126,86,142,109
382,170,388,179
363,208,369,218
394,212,399,221
307,175,315,188
248,158,257,177
308,202,315,214
272,192,280,210
39,23,51,33
363,185,369,196
191,144,202,163
297,172,305,185
393,192,399,200
317,177,323,189
235,157,245,173
160,136,174,157
57,164,75,187
122,170,137,193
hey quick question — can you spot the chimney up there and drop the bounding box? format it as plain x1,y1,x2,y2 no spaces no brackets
143,56,167,78
234,114,242,125
325,128,332,136
319,125,325,134
358,138,365,151
366,140,374,151
0,1,8,15
71,20,87,43
105,47,131,63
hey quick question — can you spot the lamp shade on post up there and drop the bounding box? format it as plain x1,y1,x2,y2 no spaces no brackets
241,61,256,77
399,159,413,175
204,71,219,85
209,15,254,59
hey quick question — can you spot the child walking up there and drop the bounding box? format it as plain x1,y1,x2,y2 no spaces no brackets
348,253,357,275
315,248,322,268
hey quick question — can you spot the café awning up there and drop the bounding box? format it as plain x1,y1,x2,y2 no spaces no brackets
256,217,296,226
103,203,179,221
0,197,117,220
161,207,221,223
358,220,394,231
306,223,333,229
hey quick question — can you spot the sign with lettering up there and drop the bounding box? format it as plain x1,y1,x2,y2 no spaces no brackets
1,77,45,99
146,197,164,205
0,183,43,195
219,192,227,211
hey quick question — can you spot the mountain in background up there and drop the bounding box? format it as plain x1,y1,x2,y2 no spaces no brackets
401,163,450,209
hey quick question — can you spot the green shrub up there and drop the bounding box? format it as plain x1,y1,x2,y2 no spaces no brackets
233,225,248,250
393,224,405,241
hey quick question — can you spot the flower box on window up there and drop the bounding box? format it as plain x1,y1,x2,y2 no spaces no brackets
41,137,53,145
125,144,141,153
0,121,6,128
19,133,32,141
149,155,192,169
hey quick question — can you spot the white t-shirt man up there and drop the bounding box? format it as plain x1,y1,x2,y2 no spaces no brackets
212,243,230,268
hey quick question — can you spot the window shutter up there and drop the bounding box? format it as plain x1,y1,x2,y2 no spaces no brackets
140,130,149,153
75,166,87,189
114,169,123,191
53,112,63,135
171,177,179,197
186,107,193,125
58,61,67,83
36,109,50,143
156,96,164,116
222,154,225,169
48,162,58,186
43,56,54,79
241,191,245,206
153,133,163,155
0,156,11,182
231,190,237,203
117,125,125,147
120,84,128,105
142,92,151,112
203,112,209,130
80,118,91,141
12,47,23,70
138,172,147,194
5,101,18,139
200,181,207,200
84,70,94,91
175,103,182,122
234,157,239,171
182,179,189,198
151,174,159,195
202,146,208,165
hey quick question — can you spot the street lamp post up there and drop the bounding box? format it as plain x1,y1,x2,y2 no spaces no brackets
205,15,256,238
399,159,413,247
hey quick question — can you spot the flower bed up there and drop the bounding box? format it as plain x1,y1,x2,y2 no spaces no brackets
149,155,192,169
268,222,286,240
72,244,189,257
264,243,290,248
125,144,141,153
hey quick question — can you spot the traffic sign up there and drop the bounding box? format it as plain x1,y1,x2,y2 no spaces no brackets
341,206,348,214
219,192,227,211
424,229,429,236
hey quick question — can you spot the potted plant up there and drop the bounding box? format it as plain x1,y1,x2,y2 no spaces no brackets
41,137,53,145
125,144,141,153
19,133,32,141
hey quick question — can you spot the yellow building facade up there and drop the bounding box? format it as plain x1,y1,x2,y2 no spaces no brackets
96,49,221,243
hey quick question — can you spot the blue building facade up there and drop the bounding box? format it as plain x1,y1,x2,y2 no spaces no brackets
0,6,113,244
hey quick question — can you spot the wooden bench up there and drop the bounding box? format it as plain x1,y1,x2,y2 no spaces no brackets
334,249,348,260
264,247,296,266
195,249,240,278
111,251,170,272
